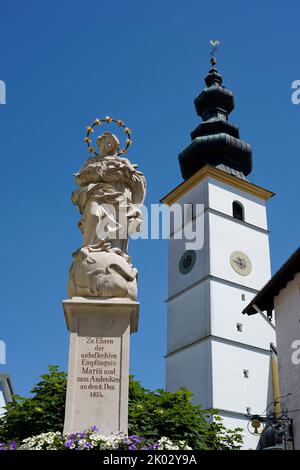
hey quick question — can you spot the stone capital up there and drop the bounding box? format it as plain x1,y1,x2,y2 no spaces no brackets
63,297,139,334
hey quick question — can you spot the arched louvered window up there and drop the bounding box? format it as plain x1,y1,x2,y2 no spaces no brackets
232,201,244,221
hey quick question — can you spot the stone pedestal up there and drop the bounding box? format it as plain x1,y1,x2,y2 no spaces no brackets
63,297,139,435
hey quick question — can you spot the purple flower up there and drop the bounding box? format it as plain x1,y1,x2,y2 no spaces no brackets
65,440,74,449
91,425,98,432
129,435,144,443
128,444,137,450
9,442,17,450
147,443,160,450
0,441,17,451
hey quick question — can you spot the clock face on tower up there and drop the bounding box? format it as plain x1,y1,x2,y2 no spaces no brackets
230,251,252,276
179,250,196,275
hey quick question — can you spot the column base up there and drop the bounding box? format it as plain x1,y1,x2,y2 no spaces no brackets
62,297,139,436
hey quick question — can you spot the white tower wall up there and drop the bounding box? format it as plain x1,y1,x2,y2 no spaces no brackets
165,171,276,449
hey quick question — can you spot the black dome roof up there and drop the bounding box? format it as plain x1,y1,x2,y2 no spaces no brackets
178,65,252,180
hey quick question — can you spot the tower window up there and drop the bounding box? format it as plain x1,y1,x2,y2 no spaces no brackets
243,369,249,379
236,323,243,332
241,294,246,301
232,201,244,221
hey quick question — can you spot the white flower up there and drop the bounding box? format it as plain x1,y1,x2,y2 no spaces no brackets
158,436,188,450
90,433,103,441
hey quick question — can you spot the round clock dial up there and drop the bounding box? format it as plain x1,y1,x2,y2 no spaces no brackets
179,250,196,275
230,251,252,276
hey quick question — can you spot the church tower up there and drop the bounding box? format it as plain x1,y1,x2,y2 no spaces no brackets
161,55,276,449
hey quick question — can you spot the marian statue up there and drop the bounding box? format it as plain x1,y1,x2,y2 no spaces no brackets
68,125,146,300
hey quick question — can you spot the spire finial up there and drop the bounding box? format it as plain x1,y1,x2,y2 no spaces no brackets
209,40,220,67
178,41,253,180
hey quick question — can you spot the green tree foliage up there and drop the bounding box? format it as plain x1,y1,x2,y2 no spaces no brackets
128,376,243,450
0,367,243,449
0,366,66,442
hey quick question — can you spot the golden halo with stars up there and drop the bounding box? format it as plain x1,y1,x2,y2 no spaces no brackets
84,116,133,157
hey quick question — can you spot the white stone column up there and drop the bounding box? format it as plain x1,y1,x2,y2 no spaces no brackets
63,297,139,436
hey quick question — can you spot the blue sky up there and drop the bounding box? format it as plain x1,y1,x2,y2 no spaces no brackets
0,0,299,396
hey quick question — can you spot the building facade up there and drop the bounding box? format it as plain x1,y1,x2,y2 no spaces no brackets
162,60,277,449
244,247,300,449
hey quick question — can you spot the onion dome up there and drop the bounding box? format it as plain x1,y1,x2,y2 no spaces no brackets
178,63,252,180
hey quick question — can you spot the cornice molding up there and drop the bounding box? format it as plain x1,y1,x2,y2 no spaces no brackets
161,165,274,206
